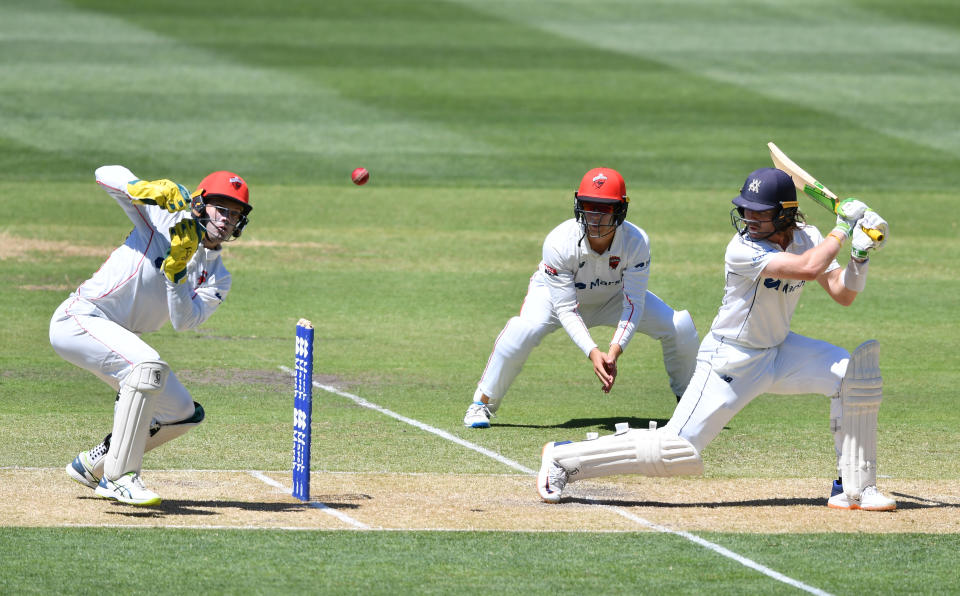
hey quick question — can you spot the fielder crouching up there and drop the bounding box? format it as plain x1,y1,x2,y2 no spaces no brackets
538,167,896,511
50,165,252,506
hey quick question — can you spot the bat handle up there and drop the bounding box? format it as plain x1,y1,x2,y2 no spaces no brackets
865,228,884,243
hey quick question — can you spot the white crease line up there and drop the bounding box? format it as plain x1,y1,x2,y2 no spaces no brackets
279,365,535,475
606,506,833,596
247,470,369,530
278,365,833,595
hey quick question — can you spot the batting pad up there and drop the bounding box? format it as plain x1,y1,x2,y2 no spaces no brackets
103,361,169,480
839,341,883,498
552,423,703,482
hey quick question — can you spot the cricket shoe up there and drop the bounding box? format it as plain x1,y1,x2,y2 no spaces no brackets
827,485,896,511
95,472,161,506
463,401,493,428
65,436,110,489
537,441,569,504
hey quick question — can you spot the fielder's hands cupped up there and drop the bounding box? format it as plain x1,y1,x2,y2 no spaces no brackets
851,210,888,260
590,345,621,393
163,219,203,283
127,178,192,213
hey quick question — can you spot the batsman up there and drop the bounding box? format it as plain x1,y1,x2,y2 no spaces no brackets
50,165,252,506
538,166,896,511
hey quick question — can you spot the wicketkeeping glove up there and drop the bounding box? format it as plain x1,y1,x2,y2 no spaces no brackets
851,210,888,260
127,178,192,213
834,198,869,238
163,219,204,284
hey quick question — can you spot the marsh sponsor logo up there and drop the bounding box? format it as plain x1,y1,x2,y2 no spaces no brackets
587,278,622,290
763,278,804,294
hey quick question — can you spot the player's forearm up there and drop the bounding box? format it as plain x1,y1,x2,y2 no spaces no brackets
166,281,224,331
557,309,598,356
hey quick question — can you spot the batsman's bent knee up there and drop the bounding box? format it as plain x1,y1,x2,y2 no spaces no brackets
552,422,703,483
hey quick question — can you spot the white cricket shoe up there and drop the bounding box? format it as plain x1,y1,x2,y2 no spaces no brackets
65,438,109,489
95,472,161,506
463,401,493,428
537,442,568,503
827,485,896,511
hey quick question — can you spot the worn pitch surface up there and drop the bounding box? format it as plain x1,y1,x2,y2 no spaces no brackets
3,469,957,533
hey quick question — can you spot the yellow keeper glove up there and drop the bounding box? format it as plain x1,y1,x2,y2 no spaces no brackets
163,219,203,284
127,178,192,213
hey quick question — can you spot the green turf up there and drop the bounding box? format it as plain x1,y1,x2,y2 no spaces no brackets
2,529,959,595
2,0,959,593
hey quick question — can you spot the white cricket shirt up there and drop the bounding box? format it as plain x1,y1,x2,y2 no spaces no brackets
710,223,839,348
535,218,651,355
63,165,231,333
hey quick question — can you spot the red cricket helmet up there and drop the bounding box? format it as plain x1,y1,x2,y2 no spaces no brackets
192,171,252,238
576,167,627,203
574,168,629,235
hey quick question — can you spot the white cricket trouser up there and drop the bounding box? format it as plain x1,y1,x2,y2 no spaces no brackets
664,331,849,452
477,284,696,410
49,298,195,424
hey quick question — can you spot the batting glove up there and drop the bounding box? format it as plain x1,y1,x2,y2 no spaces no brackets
835,198,869,238
127,179,192,213
851,210,888,260
163,219,203,284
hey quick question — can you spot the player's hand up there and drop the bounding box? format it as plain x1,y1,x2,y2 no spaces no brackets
851,210,888,260
127,179,192,213
163,219,203,283
834,198,869,238
590,347,618,393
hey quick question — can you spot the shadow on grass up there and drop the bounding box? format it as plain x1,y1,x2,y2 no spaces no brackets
79,496,364,517
567,494,958,510
493,417,729,433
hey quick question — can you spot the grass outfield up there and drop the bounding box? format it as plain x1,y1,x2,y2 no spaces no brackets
2,0,959,594
3,529,959,594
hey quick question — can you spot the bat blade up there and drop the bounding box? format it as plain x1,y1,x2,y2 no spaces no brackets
768,141,838,211
767,141,884,243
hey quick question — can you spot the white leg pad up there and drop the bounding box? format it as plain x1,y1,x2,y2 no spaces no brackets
839,341,883,500
551,423,703,482
103,360,169,480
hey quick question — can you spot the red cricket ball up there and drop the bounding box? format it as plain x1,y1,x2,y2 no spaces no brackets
351,167,369,185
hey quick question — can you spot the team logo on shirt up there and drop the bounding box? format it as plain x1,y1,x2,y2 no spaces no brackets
609,256,620,269
764,278,805,293
592,172,608,188
543,264,558,276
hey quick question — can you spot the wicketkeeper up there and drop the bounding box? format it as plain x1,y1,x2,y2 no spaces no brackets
463,167,699,428
538,167,896,511
50,165,252,506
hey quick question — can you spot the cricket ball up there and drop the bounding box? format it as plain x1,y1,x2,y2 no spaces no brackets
351,167,369,185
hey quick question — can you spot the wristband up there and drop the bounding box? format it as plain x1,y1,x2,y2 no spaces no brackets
827,230,846,245
842,256,869,292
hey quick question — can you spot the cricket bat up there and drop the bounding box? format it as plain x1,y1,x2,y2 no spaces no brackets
767,142,883,242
